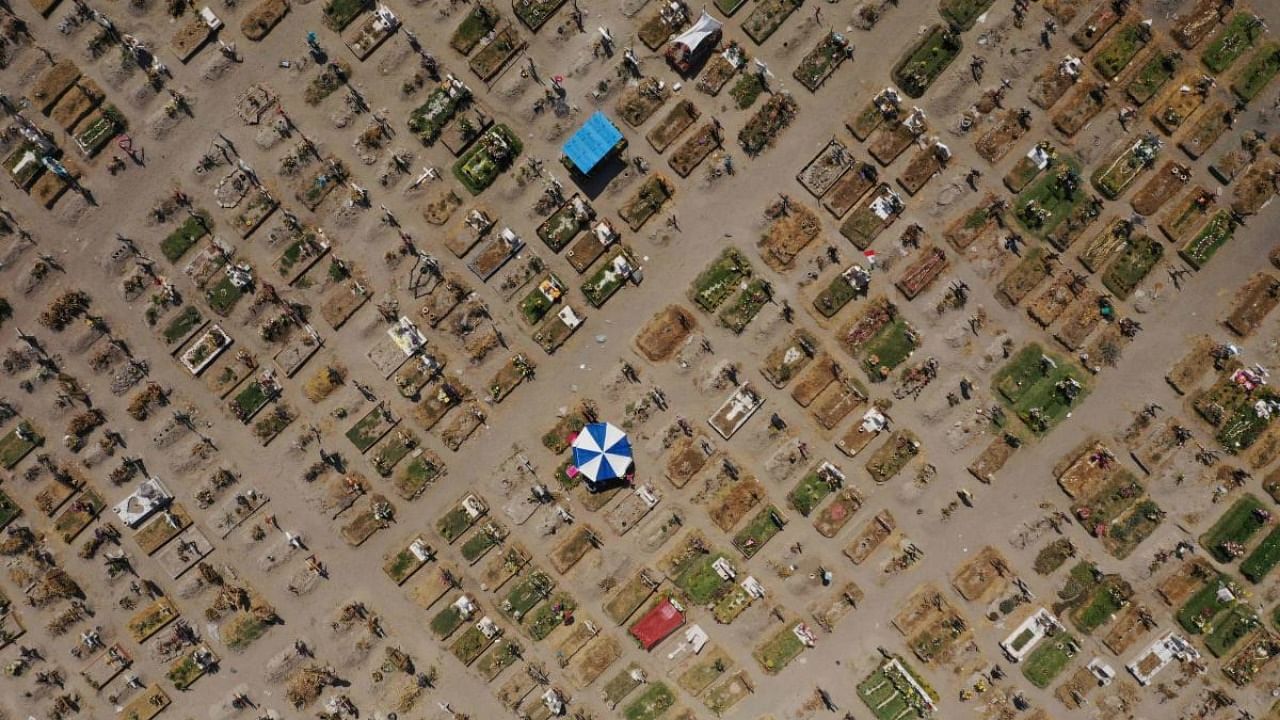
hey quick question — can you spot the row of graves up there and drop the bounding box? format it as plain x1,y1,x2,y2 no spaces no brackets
4,55,128,210
0,290,325,720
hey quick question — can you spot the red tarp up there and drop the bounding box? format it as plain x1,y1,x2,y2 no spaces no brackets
629,598,684,650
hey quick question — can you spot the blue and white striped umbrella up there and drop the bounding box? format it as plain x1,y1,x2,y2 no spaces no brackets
571,422,633,483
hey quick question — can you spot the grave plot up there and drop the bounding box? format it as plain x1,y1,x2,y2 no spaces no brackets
1171,0,1226,49
1230,42,1280,104
302,60,350,107
1224,273,1280,337
738,93,799,156
994,344,1090,434
864,431,919,484
1128,419,1192,473
318,278,371,331
1202,12,1267,74
567,634,621,689
637,3,688,49
1071,1,1122,51
690,247,752,313
53,488,104,544
706,477,766,533
1241,523,1280,583
975,110,1031,163
1153,557,1213,609
440,402,486,450
944,194,1004,251
1075,217,1136,270
839,299,917,381
604,569,659,625
635,305,697,363
675,645,733,698
1210,141,1256,185
868,115,923,166
1179,209,1236,270
760,330,819,388
524,590,577,641
697,44,745,96
1125,47,1182,105
1021,628,1080,688
996,247,1052,306
1100,603,1156,656
786,462,844,516
1092,22,1150,80
742,0,803,44
1172,566,1236,631
702,670,753,716
1044,194,1104,252
1152,74,1208,134
241,0,289,40
580,247,639,308
453,125,523,195
1158,185,1216,243
1223,629,1280,686
536,195,592,253
966,434,1020,483
822,162,878,218
1199,494,1269,563
128,597,180,643
1092,134,1162,200
1131,160,1190,216
668,122,721,177
339,493,394,547
383,535,434,585
664,434,713,490
839,184,904,249
647,100,700,152
893,584,971,667
441,107,494,157
469,26,524,82
661,532,733,604
619,175,673,231
617,78,671,128
1231,158,1279,216
753,620,812,674
1053,289,1105,351
896,141,949,196
548,524,598,574
485,354,534,404
812,486,865,538
450,617,501,665
733,506,787,558
1100,234,1163,299
450,3,499,53
0,421,40,470
758,201,821,271
731,71,767,110
856,655,938,720
474,637,522,682
892,25,962,98
457,521,506,566
1004,143,1056,193
118,685,169,720
794,32,852,92
946,551,1010,617
1179,100,1232,158
1051,81,1109,137
846,88,900,141
813,264,870,318
344,7,398,59
601,484,655,535
809,582,863,634
1030,57,1088,110
797,140,854,198
512,0,567,31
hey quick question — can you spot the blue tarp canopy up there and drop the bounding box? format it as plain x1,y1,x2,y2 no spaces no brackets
563,111,623,174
